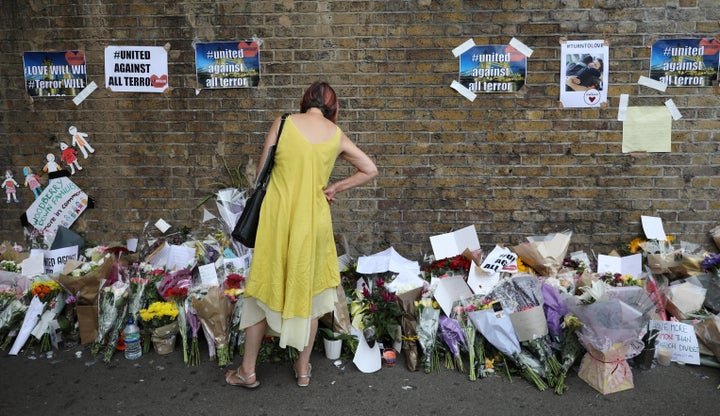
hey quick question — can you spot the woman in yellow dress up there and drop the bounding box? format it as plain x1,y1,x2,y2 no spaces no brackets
226,81,378,388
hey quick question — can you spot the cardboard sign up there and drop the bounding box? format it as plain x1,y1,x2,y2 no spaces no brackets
25,176,88,239
649,320,700,365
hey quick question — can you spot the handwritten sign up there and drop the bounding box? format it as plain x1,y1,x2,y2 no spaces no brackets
23,51,87,97
25,176,88,238
104,46,169,92
649,320,700,365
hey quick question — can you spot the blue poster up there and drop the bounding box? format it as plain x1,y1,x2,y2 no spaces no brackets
23,51,87,97
459,45,526,93
650,38,720,87
195,41,260,89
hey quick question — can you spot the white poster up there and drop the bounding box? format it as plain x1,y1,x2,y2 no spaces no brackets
104,45,169,93
560,40,609,108
30,246,79,275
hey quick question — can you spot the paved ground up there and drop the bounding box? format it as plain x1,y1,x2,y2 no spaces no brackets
1,342,718,416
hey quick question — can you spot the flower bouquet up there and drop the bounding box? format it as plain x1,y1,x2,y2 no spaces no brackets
56,256,113,345
421,254,472,280
185,300,202,366
415,298,441,373
0,288,27,350
355,275,403,349
488,274,561,388
468,304,548,391
565,282,655,394
28,277,67,352
139,300,179,355
223,273,246,359
159,269,192,363
459,294,494,381
191,285,232,366
396,286,422,371
92,280,129,357
438,314,466,372
554,314,585,394
511,230,572,278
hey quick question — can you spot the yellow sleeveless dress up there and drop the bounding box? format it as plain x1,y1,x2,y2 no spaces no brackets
240,116,341,350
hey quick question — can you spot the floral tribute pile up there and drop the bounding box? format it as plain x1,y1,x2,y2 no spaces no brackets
1,189,720,395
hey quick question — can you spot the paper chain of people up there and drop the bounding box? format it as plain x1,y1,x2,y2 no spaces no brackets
2,126,94,204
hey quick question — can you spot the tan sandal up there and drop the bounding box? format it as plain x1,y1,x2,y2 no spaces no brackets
225,368,260,389
294,363,312,387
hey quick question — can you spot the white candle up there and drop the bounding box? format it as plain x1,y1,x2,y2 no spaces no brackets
657,348,672,366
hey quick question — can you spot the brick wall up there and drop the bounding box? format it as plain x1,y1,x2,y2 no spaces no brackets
1,0,719,259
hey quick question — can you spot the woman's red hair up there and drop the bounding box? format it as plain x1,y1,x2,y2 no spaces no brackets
300,81,338,123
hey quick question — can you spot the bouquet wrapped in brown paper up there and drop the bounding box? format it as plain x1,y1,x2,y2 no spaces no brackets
56,257,112,345
320,285,352,335
511,231,572,278
396,286,422,371
191,286,232,366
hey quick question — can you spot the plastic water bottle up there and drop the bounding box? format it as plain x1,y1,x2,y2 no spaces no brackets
123,318,142,360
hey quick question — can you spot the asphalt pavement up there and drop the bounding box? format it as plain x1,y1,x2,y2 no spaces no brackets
1,341,718,416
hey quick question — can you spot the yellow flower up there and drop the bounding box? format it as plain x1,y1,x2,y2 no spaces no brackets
516,257,529,273
628,237,645,254
139,301,178,327
564,314,582,330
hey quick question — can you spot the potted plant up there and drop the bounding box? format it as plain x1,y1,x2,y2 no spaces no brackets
319,328,358,360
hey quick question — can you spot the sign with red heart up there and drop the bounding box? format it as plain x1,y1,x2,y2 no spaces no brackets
194,40,261,89
65,51,85,66
150,74,168,89
560,39,608,108
22,50,88,97
104,45,169,93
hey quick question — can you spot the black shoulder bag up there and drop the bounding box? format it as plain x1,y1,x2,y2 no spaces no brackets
232,113,289,247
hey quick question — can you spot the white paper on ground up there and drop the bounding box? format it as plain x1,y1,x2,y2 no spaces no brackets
351,326,381,373
9,296,44,355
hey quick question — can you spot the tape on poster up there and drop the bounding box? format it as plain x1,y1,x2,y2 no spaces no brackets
509,38,533,57
450,80,477,102
638,76,668,92
452,39,475,57
72,81,97,106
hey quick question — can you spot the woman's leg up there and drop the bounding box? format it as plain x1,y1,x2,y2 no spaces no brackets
294,318,318,385
234,319,267,383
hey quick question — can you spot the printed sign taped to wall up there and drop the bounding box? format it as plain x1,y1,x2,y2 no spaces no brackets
104,45,169,93
195,40,261,89
458,44,527,93
23,51,88,97
649,38,720,87
560,40,609,108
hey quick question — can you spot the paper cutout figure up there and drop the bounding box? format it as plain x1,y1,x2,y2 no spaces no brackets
59,141,82,174
43,153,62,174
3,169,20,203
69,126,95,159
23,166,43,198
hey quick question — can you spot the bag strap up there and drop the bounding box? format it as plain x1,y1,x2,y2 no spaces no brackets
255,113,290,189
276,112,290,145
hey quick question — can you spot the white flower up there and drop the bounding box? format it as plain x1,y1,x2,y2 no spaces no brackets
577,279,607,304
